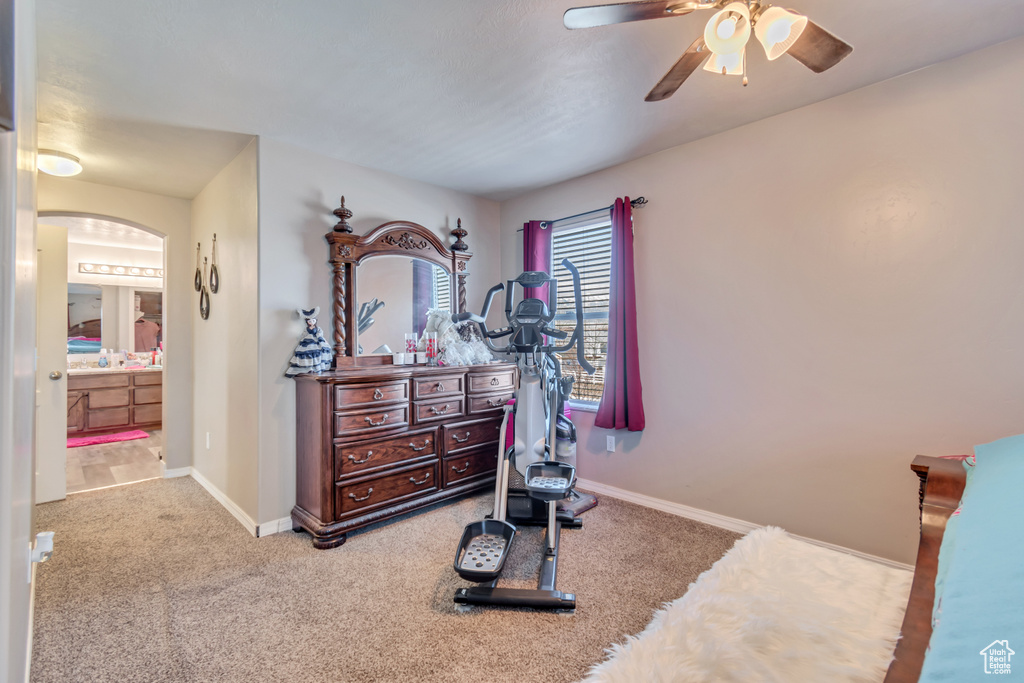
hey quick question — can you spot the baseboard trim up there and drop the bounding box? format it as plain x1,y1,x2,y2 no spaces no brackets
256,516,293,537
575,478,913,572
160,461,191,479
189,467,258,538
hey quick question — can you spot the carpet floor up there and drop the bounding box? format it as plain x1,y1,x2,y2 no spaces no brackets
31,477,740,683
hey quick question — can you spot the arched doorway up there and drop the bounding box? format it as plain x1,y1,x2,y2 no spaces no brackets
36,213,169,501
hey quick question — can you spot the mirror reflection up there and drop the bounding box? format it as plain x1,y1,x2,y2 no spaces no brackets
356,255,452,354
67,283,163,354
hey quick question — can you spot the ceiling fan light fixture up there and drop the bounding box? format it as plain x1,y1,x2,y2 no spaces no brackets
703,47,745,76
755,7,808,60
704,2,750,55
37,149,83,177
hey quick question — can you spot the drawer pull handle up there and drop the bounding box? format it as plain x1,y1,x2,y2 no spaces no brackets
451,462,470,474
364,413,389,426
452,432,471,443
409,474,431,485
435,382,445,392
486,397,506,407
409,439,431,452
490,377,499,386
429,404,451,415
373,388,384,400
348,488,373,502
347,451,373,464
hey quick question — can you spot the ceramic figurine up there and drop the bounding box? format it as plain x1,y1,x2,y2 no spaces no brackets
285,307,333,377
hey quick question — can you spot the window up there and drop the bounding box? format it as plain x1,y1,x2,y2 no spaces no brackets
431,263,451,311
551,218,612,404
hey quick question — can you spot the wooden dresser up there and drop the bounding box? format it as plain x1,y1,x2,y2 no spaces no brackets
292,363,515,548
67,369,163,435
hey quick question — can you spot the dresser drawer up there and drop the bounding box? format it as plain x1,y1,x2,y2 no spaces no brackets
334,381,408,409
467,392,513,416
443,417,503,455
68,374,130,390
335,428,437,479
467,369,514,394
413,397,465,425
412,374,463,400
443,447,499,487
88,388,130,409
334,404,409,438
133,371,163,386
134,385,162,405
88,407,130,430
336,462,438,516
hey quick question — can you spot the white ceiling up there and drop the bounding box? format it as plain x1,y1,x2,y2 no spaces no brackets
37,0,1024,201
40,215,164,252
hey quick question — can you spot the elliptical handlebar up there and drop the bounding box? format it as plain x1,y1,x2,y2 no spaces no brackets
452,283,513,353
547,258,595,375
450,259,595,375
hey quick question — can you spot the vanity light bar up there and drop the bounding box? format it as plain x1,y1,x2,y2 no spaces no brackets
78,263,164,278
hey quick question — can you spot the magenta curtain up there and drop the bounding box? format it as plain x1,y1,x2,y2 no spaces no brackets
595,198,645,431
522,220,551,301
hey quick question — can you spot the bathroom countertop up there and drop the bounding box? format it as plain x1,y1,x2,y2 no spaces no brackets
67,366,163,375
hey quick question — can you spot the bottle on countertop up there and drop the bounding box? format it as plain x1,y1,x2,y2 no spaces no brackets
98,349,109,368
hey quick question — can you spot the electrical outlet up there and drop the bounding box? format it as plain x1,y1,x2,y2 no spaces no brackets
206,432,210,449
606,435,616,452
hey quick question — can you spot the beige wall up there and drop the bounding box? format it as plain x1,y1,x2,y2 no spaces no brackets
38,176,194,470
190,140,260,521
256,138,501,524
0,0,36,678
500,37,1024,564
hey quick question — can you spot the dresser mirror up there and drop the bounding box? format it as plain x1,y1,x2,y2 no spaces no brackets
325,197,471,366
355,255,453,355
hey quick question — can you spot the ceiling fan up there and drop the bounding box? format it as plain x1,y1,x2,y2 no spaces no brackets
563,0,853,101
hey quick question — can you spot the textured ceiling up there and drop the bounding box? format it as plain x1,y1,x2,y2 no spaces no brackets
37,0,1024,200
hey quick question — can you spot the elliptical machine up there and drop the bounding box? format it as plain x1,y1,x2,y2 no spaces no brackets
451,259,594,610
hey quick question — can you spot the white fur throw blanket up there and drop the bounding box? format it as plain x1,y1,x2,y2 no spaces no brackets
581,527,912,683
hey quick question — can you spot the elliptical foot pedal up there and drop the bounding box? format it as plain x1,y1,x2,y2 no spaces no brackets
525,462,576,501
454,519,516,582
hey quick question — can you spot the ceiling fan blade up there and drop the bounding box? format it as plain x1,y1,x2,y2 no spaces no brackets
563,1,697,30
645,36,710,102
786,20,853,74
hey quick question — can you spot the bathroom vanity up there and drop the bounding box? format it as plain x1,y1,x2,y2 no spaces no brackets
67,368,163,435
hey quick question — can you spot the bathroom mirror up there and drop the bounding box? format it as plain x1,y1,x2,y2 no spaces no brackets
355,255,452,354
67,283,103,353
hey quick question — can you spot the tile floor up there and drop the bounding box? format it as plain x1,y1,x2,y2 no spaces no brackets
66,430,163,494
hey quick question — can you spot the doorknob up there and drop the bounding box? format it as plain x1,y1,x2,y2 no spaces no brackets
48,371,63,381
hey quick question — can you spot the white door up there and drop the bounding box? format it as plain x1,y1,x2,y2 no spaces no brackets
35,223,68,503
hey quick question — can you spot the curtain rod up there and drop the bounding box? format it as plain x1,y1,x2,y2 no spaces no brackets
516,197,648,231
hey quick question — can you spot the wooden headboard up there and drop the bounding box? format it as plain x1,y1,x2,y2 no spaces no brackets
68,318,101,339
883,456,968,683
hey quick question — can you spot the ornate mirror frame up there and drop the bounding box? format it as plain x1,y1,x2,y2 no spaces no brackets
325,196,472,366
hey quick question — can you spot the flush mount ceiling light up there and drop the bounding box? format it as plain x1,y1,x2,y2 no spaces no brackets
37,149,83,177
79,263,163,278
564,0,852,101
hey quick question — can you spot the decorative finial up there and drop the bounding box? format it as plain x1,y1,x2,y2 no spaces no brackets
451,217,468,251
333,196,353,233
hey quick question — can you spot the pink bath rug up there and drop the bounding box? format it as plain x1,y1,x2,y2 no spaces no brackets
67,430,150,449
